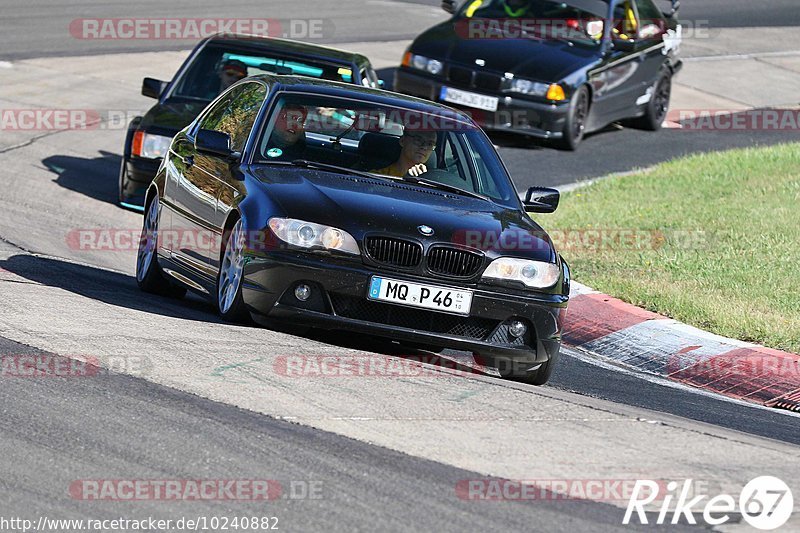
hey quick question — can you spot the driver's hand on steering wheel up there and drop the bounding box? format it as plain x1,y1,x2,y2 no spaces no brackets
407,164,428,177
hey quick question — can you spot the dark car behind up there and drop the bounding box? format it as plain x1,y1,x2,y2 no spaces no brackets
395,0,682,149
120,34,382,209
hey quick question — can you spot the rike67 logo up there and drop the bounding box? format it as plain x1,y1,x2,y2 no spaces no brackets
624,476,793,529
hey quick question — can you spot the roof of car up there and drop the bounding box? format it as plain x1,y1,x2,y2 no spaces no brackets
246,74,476,124
205,34,369,65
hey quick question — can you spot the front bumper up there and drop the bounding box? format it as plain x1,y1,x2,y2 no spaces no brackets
241,250,567,365
394,68,569,139
121,156,161,208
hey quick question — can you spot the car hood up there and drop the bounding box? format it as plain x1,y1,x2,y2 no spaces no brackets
139,99,209,135
251,167,557,262
412,20,599,82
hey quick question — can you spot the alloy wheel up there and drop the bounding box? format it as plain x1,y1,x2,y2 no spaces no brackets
136,197,159,283
218,219,245,314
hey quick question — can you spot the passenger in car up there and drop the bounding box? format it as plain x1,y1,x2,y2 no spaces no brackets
218,59,248,94
371,129,437,178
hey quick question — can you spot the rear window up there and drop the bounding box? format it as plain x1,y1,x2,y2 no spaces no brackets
170,44,354,101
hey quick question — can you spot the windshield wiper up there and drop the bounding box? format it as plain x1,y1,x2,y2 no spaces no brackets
400,176,489,201
290,160,388,181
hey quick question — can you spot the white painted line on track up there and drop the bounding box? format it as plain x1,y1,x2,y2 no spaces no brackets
0,61,12,68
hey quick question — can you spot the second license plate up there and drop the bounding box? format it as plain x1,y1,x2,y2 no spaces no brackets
440,86,499,112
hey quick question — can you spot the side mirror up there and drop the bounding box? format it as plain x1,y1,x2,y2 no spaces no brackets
612,39,636,53
195,129,239,160
441,0,457,15
142,77,168,99
524,187,560,214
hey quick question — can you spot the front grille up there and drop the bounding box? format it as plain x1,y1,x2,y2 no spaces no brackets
427,246,484,278
474,72,502,91
365,236,423,268
448,65,473,86
331,294,498,340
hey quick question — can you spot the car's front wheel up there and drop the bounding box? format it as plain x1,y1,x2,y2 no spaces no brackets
217,218,251,323
497,351,559,386
557,86,590,151
118,158,127,205
633,70,672,131
136,195,185,298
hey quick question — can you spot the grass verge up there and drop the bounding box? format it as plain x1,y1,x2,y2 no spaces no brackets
539,143,800,353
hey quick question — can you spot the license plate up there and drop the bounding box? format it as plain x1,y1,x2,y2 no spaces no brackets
440,86,499,112
368,276,473,315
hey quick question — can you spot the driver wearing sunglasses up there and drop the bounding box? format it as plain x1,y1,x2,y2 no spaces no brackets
372,128,437,178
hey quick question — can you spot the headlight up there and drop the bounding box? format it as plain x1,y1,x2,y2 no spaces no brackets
403,52,443,75
268,218,360,255
133,131,172,159
509,78,550,96
482,258,560,289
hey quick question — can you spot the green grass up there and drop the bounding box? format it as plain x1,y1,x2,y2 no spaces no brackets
539,143,800,354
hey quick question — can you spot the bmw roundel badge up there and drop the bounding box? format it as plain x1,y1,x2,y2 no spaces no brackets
418,225,434,236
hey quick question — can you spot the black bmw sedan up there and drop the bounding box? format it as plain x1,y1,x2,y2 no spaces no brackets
395,0,682,149
136,75,570,384
119,34,382,210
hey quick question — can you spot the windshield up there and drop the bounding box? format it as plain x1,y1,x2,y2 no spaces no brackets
170,43,357,101
256,93,518,205
457,0,608,45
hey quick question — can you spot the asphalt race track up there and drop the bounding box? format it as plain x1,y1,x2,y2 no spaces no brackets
1,1,799,531
1,0,799,60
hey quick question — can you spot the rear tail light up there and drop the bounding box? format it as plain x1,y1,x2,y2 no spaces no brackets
131,130,144,157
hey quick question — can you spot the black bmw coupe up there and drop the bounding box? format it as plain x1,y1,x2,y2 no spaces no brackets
395,0,682,149
136,75,570,384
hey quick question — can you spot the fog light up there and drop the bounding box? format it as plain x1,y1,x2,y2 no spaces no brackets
294,284,311,302
508,320,527,338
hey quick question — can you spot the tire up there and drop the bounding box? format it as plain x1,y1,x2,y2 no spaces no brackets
497,350,560,386
633,70,672,131
136,195,186,298
556,85,590,151
217,218,251,323
118,158,127,205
